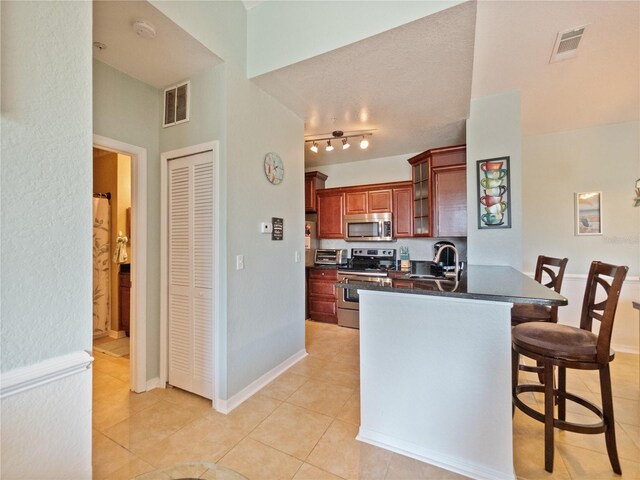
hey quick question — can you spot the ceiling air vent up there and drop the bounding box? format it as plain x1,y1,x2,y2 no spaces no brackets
550,26,588,63
164,81,190,127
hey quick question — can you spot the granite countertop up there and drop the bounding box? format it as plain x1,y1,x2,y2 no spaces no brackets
336,265,568,306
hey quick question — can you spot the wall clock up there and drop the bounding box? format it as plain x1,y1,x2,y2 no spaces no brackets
264,152,284,185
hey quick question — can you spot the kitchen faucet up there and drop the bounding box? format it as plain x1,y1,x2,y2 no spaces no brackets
433,244,460,279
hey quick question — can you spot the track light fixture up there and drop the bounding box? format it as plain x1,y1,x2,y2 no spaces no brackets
305,130,373,154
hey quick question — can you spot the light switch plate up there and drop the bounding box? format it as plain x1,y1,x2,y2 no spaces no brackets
236,255,244,270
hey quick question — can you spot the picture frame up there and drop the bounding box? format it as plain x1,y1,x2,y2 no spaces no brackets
476,156,512,229
575,192,603,235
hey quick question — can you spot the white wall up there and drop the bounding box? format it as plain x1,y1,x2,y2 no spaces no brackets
522,121,640,353
466,91,523,269
522,121,640,276
1,1,93,476
93,60,162,379
247,1,464,77
306,152,415,188
151,1,306,400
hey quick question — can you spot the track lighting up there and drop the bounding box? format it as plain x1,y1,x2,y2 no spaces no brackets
304,130,373,154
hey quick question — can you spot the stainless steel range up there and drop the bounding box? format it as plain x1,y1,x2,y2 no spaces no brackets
337,248,396,329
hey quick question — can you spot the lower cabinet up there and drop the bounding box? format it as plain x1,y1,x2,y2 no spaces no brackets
307,267,338,323
118,269,131,336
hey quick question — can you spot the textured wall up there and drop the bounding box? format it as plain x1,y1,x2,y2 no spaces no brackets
152,0,306,399
466,91,523,269
0,1,93,476
93,59,161,378
1,1,93,370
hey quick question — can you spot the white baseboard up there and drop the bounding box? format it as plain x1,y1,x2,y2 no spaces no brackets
357,427,516,480
215,349,308,414
108,329,127,339
146,377,162,391
0,350,94,399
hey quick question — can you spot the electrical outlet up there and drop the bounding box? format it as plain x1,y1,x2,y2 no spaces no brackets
260,222,273,234
236,255,244,270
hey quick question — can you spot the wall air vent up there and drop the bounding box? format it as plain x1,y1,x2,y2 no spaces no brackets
550,26,588,63
164,81,190,127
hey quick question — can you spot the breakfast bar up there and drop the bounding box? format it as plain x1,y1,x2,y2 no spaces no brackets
338,266,567,480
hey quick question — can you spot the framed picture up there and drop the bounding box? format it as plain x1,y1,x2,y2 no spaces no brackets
476,156,511,229
575,192,602,235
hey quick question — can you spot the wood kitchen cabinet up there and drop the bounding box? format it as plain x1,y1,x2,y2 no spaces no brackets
345,191,368,215
118,267,131,336
317,190,344,238
432,164,467,237
408,144,466,237
307,267,338,323
393,185,413,238
305,171,327,213
368,189,392,212
345,189,392,215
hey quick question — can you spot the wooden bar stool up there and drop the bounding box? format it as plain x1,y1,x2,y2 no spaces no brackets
512,256,568,382
512,255,568,326
512,261,628,474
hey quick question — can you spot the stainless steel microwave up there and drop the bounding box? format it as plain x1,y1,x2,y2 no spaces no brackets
343,213,393,242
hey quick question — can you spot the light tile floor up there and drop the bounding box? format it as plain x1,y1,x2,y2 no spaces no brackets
93,321,640,480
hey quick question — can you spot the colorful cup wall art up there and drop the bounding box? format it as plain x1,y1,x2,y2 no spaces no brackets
476,156,512,229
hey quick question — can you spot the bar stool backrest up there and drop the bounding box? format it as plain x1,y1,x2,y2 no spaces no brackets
579,261,628,364
534,256,569,322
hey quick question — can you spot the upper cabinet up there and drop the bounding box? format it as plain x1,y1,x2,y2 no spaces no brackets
345,189,392,215
317,190,344,238
392,185,413,238
305,171,328,213
317,182,410,239
408,145,467,238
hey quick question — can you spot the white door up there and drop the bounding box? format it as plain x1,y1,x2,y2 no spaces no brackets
168,151,214,399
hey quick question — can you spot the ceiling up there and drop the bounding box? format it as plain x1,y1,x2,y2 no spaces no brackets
93,1,639,166
93,1,221,89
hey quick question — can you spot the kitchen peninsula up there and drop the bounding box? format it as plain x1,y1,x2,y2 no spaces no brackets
339,266,567,480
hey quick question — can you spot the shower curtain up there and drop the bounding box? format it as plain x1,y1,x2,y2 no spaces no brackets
93,197,111,337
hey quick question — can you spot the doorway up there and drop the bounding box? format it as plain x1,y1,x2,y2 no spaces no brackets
93,135,148,393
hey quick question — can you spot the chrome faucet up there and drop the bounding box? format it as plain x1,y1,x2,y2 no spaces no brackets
433,244,460,279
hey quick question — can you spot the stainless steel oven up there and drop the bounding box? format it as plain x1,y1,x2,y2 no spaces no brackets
337,271,391,329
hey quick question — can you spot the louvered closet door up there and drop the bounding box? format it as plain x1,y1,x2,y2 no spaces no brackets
168,151,214,399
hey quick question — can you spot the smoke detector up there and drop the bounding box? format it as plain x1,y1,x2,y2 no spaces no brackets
133,20,156,39
550,25,588,63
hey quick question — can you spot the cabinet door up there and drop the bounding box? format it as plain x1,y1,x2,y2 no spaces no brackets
393,187,413,238
345,191,368,215
433,165,467,237
304,176,314,212
368,189,392,212
317,192,344,238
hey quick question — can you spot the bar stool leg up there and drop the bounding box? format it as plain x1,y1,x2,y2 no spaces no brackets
558,367,566,422
600,364,622,475
512,348,519,416
544,359,555,473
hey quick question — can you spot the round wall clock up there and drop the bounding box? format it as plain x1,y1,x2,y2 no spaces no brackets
264,152,284,185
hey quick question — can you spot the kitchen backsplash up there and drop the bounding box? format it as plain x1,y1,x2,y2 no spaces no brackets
318,237,467,263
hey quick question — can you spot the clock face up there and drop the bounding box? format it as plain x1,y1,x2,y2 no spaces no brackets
264,152,284,185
